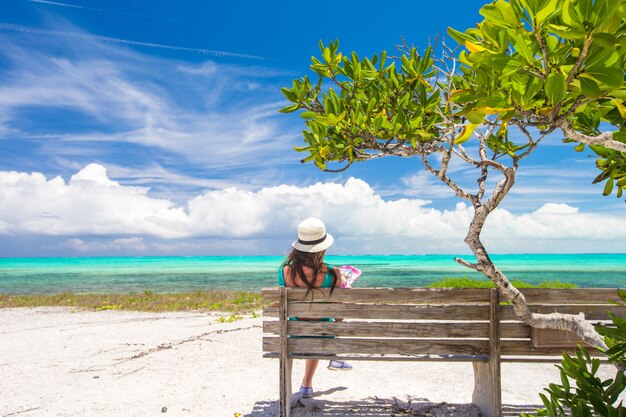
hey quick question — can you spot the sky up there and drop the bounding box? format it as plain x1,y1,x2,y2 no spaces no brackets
0,0,624,257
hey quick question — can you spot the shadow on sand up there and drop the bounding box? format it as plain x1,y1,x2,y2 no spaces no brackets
247,392,543,417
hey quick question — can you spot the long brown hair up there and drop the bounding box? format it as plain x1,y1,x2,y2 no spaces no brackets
282,248,338,296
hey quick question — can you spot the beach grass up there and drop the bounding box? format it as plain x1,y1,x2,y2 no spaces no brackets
0,289,263,313
428,277,578,289
0,278,578,312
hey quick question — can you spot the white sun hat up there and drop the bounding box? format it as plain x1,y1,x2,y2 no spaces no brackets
292,217,334,253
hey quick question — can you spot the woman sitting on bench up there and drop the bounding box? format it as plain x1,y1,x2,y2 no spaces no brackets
278,217,353,398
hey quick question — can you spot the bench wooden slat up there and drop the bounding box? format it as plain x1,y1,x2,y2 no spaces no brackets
262,287,491,303
264,352,489,362
517,288,622,304
263,320,490,338
264,303,490,320
262,287,622,304
499,340,604,356
500,322,531,338
263,320,530,339
263,336,490,356
499,304,625,321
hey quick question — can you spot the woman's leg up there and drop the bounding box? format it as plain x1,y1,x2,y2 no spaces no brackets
301,359,319,387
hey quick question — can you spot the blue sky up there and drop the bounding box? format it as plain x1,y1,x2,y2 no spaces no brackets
0,0,624,257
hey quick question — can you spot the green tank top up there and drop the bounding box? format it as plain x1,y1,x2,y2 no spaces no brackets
277,264,335,287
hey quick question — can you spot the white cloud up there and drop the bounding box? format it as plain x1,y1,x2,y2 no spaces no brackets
1,164,625,254
59,237,148,252
0,164,188,238
534,203,579,215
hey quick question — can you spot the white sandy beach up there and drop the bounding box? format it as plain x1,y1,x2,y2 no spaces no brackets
0,307,623,417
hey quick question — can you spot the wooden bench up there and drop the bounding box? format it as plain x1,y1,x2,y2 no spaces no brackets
262,287,624,417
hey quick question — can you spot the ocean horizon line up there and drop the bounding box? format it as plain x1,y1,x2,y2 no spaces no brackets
1,252,626,260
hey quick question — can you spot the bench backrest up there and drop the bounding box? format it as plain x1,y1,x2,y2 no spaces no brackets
262,287,624,361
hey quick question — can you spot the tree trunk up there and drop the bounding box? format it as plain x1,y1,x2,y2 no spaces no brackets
465,205,607,351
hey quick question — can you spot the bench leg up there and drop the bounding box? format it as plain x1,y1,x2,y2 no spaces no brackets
472,360,502,417
279,357,293,417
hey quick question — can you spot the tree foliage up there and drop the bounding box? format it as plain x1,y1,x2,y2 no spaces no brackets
280,0,626,198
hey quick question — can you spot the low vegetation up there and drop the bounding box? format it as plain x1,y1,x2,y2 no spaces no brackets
0,289,263,313
428,277,578,289
0,278,579,312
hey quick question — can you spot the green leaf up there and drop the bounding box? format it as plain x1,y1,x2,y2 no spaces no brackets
580,76,602,99
279,104,300,113
300,111,317,119
545,72,567,105
511,32,535,62
536,0,560,24
561,0,584,30
466,110,485,124
313,159,326,170
585,67,624,89
447,27,475,45
548,24,588,39
603,178,615,196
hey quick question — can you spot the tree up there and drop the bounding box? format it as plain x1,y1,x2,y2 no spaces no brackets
280,0,625,350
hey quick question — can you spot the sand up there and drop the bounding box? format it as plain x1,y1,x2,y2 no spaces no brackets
0,307,623,417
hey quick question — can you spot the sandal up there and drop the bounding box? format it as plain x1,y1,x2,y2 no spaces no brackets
328,360,353,371
299,386,313,398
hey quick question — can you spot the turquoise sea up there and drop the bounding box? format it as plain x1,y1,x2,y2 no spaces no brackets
0,254,624,294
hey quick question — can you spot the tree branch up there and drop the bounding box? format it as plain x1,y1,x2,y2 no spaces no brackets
567,36,593,84
534,32,550,77
561,123,626,153
421,153,474,201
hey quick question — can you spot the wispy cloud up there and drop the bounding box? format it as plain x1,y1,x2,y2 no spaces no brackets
0,22,297,182
0,23,263,59
26,0,180,22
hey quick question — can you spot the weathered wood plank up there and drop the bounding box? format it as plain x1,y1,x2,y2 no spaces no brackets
263,287,622,304
531,327,592,348
263,320,529,339
500,354,607,362
262,287,491,304
499,340,605,356
264,352,489,362
499,304,625,321
517,288,622,304
264,320,490,338
500,323,531,339
263,337,489,356
264,303,491,320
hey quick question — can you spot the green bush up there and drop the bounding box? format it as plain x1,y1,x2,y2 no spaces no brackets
525,348,625,417
525,289,626,417
597,288,626,367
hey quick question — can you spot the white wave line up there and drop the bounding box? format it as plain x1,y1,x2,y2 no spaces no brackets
0,23,264,60
26,0,180,23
